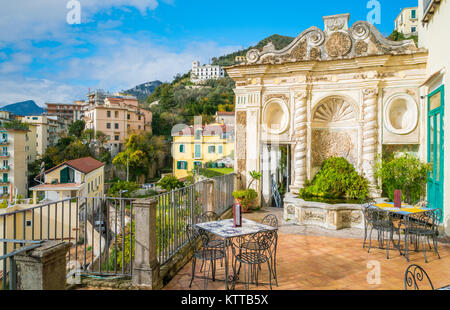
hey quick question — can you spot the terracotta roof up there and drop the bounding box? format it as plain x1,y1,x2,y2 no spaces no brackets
45,157,104,175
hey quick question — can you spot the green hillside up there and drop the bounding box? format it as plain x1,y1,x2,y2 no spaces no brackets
211,34,295,67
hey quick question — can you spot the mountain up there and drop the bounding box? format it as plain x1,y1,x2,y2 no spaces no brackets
123,81,163,101
212,34,295,67
1,100,46,116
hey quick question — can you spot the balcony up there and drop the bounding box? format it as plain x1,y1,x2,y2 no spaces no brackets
0,152,10,158
423,0,441,23
0,166,10,171
0,139,9,145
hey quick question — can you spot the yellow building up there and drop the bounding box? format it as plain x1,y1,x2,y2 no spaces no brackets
172,123,235,179
30,156,105,204
395,7,419,37
0,128,29,198
23,115,68,156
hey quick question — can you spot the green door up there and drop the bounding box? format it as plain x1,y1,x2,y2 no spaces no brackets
427,86,445,217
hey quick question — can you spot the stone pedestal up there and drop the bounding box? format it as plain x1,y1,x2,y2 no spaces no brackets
132,198,162,290
14,241,71,290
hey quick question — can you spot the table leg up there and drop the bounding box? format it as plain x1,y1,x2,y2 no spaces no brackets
225,238,229,290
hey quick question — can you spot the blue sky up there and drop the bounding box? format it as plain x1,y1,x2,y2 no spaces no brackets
0,0,419,107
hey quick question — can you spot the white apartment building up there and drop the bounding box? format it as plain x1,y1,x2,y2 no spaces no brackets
395,7,419,37
190,61,225,83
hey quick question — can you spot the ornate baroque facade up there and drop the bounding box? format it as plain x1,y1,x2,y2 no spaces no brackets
225,14,428,203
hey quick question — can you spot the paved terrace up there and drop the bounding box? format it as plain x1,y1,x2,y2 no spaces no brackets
164,208,450,290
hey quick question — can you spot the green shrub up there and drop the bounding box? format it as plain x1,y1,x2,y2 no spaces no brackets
158,175,184,191
299,157,369,200
108,181,140,198
232,189,258,211
375,153,430,204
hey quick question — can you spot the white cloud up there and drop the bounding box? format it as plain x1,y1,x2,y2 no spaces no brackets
0,76,85,107
0,0,169,43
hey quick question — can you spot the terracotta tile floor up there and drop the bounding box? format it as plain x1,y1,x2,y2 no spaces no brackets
164,234,450,290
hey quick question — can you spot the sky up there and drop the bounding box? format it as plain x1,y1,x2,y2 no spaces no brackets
0,0,419,107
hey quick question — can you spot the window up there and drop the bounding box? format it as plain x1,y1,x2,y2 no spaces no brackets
127,114,130,120
208,146,216,154
107,111,111,118
179,144,185,153
107,123,111,129
115,135,119,141
195,130,202,140
412,9,416,19
115,111,119,118
411,26,416,33
115,123,119,129
177,161,188,170
194,144,201,158
219,145,223,154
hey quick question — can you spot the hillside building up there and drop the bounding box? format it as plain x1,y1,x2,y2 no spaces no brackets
172,123,235,179
45,103,83,123
395,7,419,37
83,95,152,156
190,61,225,83
30,157,104,204
0,128,29,199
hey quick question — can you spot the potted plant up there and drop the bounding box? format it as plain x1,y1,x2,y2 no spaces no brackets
233,171,261,213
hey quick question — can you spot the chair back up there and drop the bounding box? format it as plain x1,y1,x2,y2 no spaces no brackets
405,264,434,290
365,206,392,229
405,209,440,233
232,230,277,263
198,211,219,223
261,214,278,228
186,224,211,253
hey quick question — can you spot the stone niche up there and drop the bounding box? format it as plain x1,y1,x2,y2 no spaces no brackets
383,92,420,144
262,97,290,135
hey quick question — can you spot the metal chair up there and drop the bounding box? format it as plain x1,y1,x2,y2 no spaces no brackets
198,211,219,223
404,209,441,263
361,198,376,249
404,264,434,290
261,214,279,285
231,230,278,290
186,224,225,289
261,214,279,228
365,206,402,259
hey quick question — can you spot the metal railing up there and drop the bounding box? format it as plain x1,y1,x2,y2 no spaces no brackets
0,197,136,278
0,173,236,279
156,174,235,265
1,240,43,290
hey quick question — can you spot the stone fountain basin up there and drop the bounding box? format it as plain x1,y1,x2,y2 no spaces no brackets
283,193,365,230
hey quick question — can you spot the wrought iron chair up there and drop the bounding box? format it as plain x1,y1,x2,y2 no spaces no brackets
231,230,278,290
261,214,279,228
186,224,225,289
403,209,441,263
365,206,402,259
198,211,219,223
261,214,279,286
362,198,376,249
404,264,434,290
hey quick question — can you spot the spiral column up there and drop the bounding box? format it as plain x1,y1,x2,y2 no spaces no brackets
362,88,379,196
292,92,308,191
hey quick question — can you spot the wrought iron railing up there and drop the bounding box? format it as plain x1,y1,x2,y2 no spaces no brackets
0,173,236,280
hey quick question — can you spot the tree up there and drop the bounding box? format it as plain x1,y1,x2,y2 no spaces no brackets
158,175,184,191
69,120,86,138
